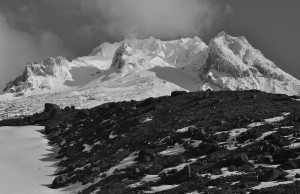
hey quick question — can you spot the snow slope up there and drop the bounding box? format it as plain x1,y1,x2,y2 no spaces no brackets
0,126,66,194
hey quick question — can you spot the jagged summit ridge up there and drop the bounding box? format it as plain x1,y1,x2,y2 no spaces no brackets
2,32,300,103
24,56,71,77
92,36,208,67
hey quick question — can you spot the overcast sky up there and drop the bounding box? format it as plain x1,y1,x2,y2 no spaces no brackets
0,0,299,91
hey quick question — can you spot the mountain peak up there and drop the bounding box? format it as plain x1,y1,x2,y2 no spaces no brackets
24,56,70,77
197,33,300,94
110,43,136,71
3,56,73,94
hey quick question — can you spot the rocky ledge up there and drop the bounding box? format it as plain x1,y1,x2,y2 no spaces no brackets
1,90,300,194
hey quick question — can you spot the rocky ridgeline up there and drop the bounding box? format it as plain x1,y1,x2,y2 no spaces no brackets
1,91,300,194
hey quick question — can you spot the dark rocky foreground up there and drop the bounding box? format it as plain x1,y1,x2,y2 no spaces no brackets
1,90,300,194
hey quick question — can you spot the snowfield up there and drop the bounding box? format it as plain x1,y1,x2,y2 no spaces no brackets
0,126,66,194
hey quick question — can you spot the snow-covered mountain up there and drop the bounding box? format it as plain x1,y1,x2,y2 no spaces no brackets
198,32,300,94
1,32,300,118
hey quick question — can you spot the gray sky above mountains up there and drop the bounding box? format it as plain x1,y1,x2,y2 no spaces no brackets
0,0,299,90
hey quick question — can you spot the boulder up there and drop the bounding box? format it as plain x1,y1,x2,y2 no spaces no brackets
44,103,61,118
249,190,264,194
279,160,300,170
232,153,249,166
163,165,191,184
258,168,285,182
44,125,57,135
198,143,220,156
171,91,188,97
119,118,141,131
137,149,155,162
213,185,232,194
44,103,60,113
51,175,67,188
193,127,208,140
136,97,154,108
77,109,89,117
261,142,279,155
66,145,83,157
165,155,186,167
228,165,236,172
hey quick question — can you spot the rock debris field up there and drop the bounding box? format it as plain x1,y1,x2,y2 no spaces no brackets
1,90,300,194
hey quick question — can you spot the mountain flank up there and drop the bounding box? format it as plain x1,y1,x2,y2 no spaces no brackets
1,90,300,194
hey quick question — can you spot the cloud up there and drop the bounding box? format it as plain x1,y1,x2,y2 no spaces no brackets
0,0,231,91
0,12,74,92
78,0,232,40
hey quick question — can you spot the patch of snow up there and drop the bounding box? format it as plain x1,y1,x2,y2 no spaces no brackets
176,126,192,133
94,141,101,145
0,126,66,194
128,182,143,188
264,116,285,123
161,161,191,174
190,140,202,147
109,131,117,139
60,139,66,146
231,181,239,185
105,151,138,177
252,164,280,168
186,191,203,194
287,142,300,149
251,179,300,190
74,164,91,171
83,144,92,152
281,126,294,129
285,169,300,179
247,122,265,128
210,167,243,179
226,128,248,150
141,175,161,183
137,157,200,189
143,117,153,123
144,185,179,193
256,131,277,141
100,119,110,125
159,143,186,156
